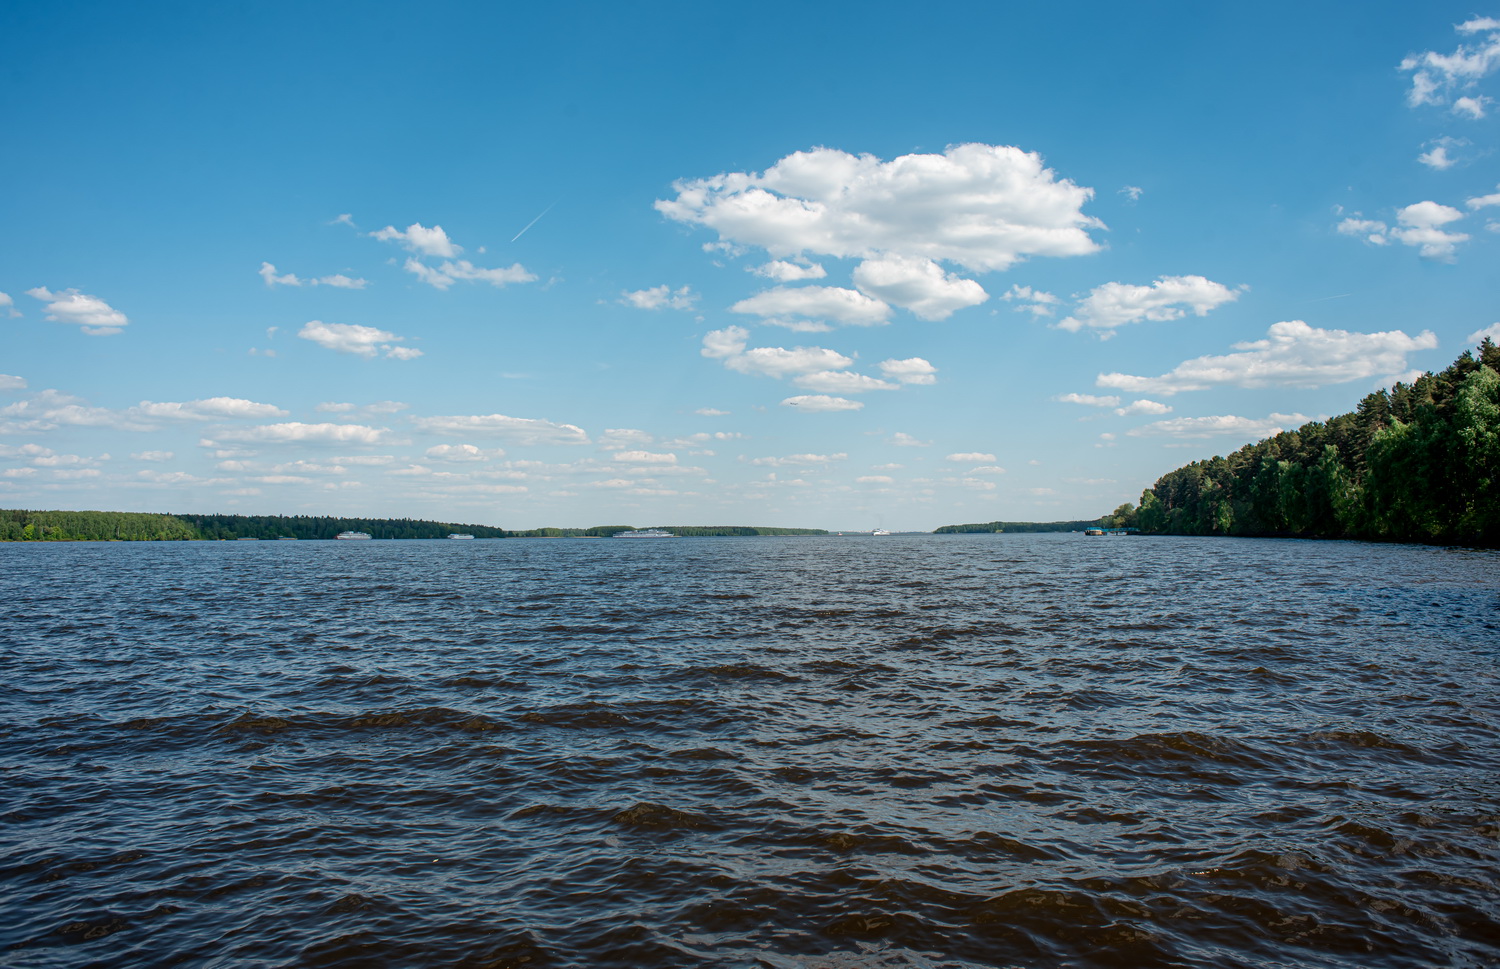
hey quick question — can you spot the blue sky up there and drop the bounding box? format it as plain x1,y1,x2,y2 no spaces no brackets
2,2,1496,530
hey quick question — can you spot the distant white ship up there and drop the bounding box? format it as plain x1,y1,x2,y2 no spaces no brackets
335,531,372,540
447,533,475,540
613,529,675,538
871,528,891,536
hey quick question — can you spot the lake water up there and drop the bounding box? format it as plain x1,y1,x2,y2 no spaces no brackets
2,534,1497,968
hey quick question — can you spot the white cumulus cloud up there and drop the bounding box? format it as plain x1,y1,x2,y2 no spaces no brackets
946,452,997,463
612,450,678,464
792,371,898,394
0,292,18,318
656,143,1102,273
1467,322,1500,344
409,413,590,445
25,287,128,335
851,254,988,320
0,374,26,391
731,286,889,328
619,284,698,310
750,259,826,281
780,395,863,412
370,222,461,257
1055,392,1121,407
404,258,535,290
1127,413,1310,440
298,321,421,359
879,357,938,385
749,452,847,467
1001,284,1060,317
1399,19,1500,110
1115,399,1173,416
1097,321,1438,395
258,262,368,289
209,422,393,446
134,397,288,420
1058,275,1242,335
425,444,507,462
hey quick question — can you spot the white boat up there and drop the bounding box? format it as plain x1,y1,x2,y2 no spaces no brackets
871,528,891,536
613,529,675,538
335,531,372,540
447,533,475,540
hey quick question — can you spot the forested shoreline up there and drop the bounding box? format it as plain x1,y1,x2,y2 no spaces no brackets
1123,340,1500,546
934,520,1103,534
0,511,827,542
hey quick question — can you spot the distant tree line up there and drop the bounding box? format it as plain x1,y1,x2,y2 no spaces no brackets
1124,340,1500,546
0,511,829,542
934,520,1105,534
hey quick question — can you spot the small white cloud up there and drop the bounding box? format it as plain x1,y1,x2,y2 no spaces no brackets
1128,413,1310,440
1336,216,1391,246
888,432,930,447
426,447,507,465
750,259,826,281
25,287,128,335
968,465,1007,475
209,422,393,446
370,222,461,257
1058,275,1242,334
619,284,697,310
878,357,938,385
851,254,988,320
856,475,894,484
298,321,421,359
792,371,898,394
409,413,590,445
1115,399,1173,416
780,395,863,412
695,407,730,416
0,292,21,318
946,452,997,463
1055,392,1120,407
0,374,26,392
1467,322,1500,344
1418,136,1469,170
612,450,677,464
404,258,535,290
732,286,890,328
750,453,847,467
134,397,288,421
701,327,856,382
259,262,369,289
131,450,175,461
597,428,655,451
1392,201,1469,259
1119,185,1144,201
1000,284,1060,318
1453,95,1490,118
1098,320,1437,395
1466,185,1500,209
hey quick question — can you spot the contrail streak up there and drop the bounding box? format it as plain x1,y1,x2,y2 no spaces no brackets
511,202,556,242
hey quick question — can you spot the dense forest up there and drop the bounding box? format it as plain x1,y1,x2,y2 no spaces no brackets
1124,340,1500,546
934,520,1104,534
0,511,828,542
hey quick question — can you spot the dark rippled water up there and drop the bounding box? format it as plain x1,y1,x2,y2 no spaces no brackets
3,535,1498,968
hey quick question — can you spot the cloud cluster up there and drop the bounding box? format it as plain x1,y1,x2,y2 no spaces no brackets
750,260,826,281
1339,201,1474,260
135,398,288,421
1127,413,1310,440
731,286,889,330
409,413,590,445
259,262,367,289
25,287,128,335
298,321,422,359
1001,285,1059,317
620,285,698,310
658,144,1102,273
368,221,535,290
0,292,18,318
780,395,862,413
209,422,394,446
1400,18,1500,112
1058,275,1242,334
1097,321,1437,395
